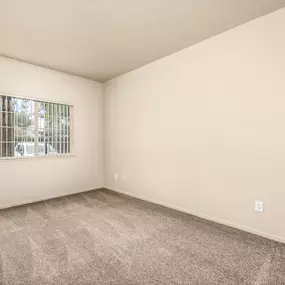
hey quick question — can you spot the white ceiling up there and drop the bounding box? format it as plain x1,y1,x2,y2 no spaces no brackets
0,0,284,82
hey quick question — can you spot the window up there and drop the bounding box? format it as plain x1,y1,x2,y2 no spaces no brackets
0,95,73,159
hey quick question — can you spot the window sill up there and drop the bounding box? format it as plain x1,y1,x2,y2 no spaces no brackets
0,154,76,161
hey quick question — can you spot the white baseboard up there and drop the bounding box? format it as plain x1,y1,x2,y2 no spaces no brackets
0,186,104,210
104,186,285,244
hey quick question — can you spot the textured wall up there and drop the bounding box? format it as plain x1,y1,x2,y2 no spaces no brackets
0,57,104,207
104,9,285,242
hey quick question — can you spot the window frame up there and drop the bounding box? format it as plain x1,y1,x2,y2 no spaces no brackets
0,93,74,160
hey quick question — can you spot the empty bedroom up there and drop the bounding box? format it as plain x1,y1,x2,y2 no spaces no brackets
0,0,285,284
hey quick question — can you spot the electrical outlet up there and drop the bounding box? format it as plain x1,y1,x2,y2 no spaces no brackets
255,201,264,212
114,173,119,180
123,176,127,181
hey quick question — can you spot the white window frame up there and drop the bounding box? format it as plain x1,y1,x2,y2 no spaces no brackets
0,93,74,160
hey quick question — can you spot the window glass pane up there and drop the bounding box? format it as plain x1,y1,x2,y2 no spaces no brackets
26,144,35,155
0,94,72,158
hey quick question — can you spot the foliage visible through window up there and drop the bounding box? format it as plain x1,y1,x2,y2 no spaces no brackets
0,95,73,158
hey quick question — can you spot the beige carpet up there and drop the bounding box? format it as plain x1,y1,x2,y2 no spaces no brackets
0,189,285,285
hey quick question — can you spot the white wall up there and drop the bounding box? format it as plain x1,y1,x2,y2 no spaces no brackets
0,57,103,208
104,8,285,242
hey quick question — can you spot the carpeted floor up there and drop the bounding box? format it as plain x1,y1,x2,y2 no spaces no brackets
0,189,285,285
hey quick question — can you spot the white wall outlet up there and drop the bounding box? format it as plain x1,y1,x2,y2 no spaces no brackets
255,201,264,212
114,173,119,180
123,176,127,181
